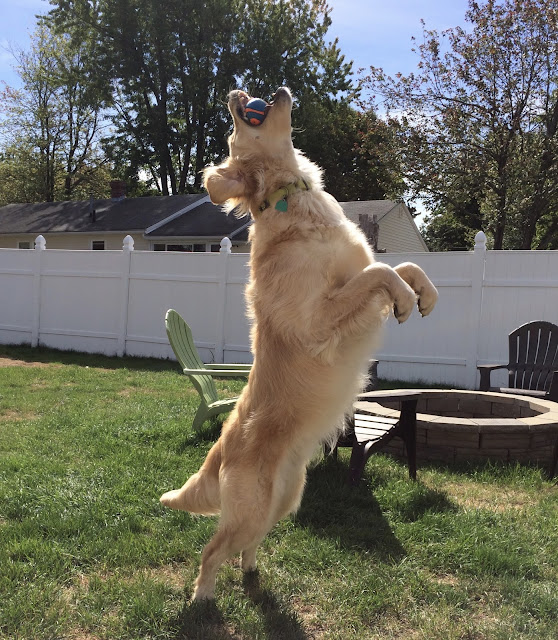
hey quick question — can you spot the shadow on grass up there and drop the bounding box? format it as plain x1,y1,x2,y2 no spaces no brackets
296,455,457,559
243,570,308,640
0,343,177,372
295,456,406,560
176,418,225,453
173,599,231,640
172,573,308,640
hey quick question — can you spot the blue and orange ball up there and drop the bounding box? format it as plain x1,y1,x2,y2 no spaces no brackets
245,98,267,126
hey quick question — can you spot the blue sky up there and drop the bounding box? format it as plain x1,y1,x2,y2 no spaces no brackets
1,0,471,90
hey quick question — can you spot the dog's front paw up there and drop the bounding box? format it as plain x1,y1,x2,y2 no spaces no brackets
417,281,438,317
393,281,416,324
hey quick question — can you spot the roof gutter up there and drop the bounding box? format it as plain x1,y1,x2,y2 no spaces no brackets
228,220,252,239
144,194,210,235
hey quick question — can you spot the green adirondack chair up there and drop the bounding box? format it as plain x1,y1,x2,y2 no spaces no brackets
165,309,252,431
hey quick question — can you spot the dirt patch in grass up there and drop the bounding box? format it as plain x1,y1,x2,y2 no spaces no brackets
0,357,45,368
0,409,38,422
424,479,537,512
431,572,461,587
145,563,187,589
0,357,64,369
290,597,327,638
67,631,103,640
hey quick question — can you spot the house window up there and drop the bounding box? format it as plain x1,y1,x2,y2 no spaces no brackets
18,241,31,249
153,243,210,252
92,240,105,250
210,244,221,252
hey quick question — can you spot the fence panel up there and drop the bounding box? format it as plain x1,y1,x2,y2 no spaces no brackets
223,254,252,363
37,250,124,354
125,251,226,361
376,251,476,387
0,249,35,344
478,250,558,387
1,236,557,389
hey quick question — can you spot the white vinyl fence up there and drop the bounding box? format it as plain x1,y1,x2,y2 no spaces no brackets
1,232,557,390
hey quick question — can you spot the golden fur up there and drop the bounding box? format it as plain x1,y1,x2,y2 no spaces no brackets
160,87,438,600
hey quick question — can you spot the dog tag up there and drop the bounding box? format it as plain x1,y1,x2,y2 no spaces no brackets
275,199,288,212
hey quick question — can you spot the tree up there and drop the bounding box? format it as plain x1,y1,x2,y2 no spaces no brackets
364,0,558,250
0,21,110,203
294,100,405,202
48,0,356,194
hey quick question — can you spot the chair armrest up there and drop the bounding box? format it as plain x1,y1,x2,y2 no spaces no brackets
183,368,251,377
477,364,507,391
204,363,252,371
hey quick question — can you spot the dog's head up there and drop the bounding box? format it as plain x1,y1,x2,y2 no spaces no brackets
227,87,294,159
203,87,316,215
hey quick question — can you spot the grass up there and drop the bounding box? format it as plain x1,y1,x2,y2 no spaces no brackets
0,344,557,640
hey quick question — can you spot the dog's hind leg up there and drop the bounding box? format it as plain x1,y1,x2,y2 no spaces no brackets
160,440,221,515
193,511,273,600
193,466,279,600
240,543,260,573
241,460,308,576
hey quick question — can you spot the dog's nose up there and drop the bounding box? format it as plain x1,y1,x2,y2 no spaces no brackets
271,87,292,106
273,87,291,99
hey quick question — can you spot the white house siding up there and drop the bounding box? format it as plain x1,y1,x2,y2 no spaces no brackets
340,201,428,253
0,233,150,251
0,234,249,252
377,204,428,253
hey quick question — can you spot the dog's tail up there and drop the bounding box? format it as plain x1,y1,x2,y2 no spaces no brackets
160,440,221,516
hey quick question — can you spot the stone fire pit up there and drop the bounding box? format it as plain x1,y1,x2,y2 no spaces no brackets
365,390,558,467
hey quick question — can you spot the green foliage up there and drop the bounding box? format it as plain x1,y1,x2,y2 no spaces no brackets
365,0,558,250
0,1,405,205
294,101,405,202
0,345,557,639
0,21,110,204
46,0,359,195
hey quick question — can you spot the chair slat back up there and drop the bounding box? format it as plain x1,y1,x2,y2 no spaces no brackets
165,309,219,405
508,321,558,392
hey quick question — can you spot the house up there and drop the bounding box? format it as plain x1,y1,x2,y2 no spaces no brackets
0,181,251,252
340,200,428,252
0,181,427,253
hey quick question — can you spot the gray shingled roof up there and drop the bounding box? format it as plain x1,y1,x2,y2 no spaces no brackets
0,194,250,238
146,200,250,238
0,196,406,244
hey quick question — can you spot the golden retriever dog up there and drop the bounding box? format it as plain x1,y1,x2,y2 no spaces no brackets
160,87,438,600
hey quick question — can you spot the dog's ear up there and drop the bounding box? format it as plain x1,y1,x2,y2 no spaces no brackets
203,163,246,205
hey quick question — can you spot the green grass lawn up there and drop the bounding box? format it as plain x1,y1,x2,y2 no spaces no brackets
0,344,557,640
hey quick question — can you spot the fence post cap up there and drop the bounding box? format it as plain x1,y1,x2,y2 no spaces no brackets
123,235,134,251
474,231,486,250
220,237,232,254
34,235,46,250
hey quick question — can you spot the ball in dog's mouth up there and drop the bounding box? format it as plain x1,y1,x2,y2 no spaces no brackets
237,95,273,126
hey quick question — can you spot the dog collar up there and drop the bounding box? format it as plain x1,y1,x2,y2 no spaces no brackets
258,178,311,213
